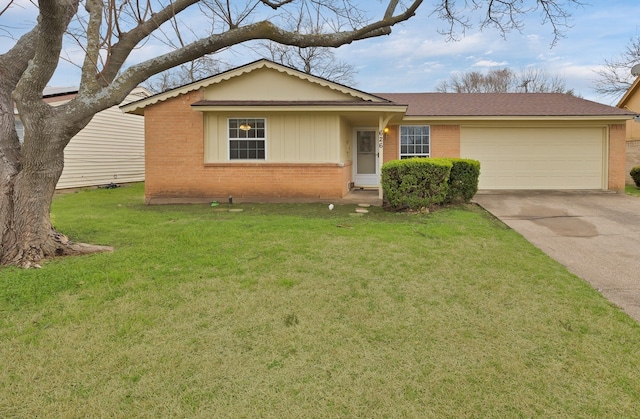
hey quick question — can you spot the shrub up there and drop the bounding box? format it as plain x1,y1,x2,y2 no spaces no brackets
381,158,452,210
631,166,640,188
445,158,481,204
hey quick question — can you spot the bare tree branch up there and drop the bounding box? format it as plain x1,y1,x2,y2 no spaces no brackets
436,67,571,93
0,0,15,16
593,35,640,100
255,2,358,85
434,0,583,46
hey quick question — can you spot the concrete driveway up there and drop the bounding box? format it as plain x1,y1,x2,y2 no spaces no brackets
474,191,640,322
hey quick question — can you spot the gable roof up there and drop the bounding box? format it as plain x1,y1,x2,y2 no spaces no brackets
376,93,635,119
617,76,640,110
121,59,635,121
122,59,388,115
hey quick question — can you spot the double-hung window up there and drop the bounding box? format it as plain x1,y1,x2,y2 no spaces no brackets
228,118,266,160
400,125,430,159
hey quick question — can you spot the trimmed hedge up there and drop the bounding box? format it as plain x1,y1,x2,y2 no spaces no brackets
445,158,481,204
381,158,453,210
381,157,481,211
631,166,640,188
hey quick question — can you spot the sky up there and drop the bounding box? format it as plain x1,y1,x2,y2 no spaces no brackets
330,0,640,104
1,0,639,105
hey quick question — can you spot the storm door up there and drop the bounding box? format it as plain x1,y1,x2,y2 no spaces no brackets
353,129,378,187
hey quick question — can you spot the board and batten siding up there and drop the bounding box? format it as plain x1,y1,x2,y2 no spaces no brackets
56,88,148,189
203,67,356,102
204,112,342,163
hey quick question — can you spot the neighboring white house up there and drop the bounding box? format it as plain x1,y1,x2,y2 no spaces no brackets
15,86,149,189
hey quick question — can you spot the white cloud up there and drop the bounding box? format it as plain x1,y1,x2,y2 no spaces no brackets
472,60,508,67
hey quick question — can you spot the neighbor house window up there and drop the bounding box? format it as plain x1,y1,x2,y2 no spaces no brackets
15,118,24,143
400,125,430,158
228,118,266,160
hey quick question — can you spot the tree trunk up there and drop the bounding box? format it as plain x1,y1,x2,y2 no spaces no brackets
0,112,113,268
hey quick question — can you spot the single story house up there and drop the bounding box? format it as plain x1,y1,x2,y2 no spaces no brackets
16,86,149,189
121,59,634,203
616,76,640,184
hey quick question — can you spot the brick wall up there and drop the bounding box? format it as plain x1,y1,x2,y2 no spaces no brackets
609,124,626,191
144,90,350,202
381,124,461,163
430,125,461,158
382,126,398,163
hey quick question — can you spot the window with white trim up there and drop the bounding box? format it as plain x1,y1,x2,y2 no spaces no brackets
400,125,430,159
228,118,266,160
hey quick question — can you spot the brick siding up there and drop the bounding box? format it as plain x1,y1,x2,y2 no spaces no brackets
144,90,350,202
382,126,398,163
430,125,461,158
609,124,626,191
382,124,461,163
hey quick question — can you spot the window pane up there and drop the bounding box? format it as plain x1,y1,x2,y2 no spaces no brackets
228,118,266,160
399,125,430,158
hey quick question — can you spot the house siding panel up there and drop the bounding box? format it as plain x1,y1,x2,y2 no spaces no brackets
339,117,352,162
56,88,147,189
203,67,361,102
204,112,340,163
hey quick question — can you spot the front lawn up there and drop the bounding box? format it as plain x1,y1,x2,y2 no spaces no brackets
1,183,639,417
626,184,640,197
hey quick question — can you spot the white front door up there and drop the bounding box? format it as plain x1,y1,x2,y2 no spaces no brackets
353,129,378,187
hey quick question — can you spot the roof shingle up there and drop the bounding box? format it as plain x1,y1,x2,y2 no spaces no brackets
374,93,635,117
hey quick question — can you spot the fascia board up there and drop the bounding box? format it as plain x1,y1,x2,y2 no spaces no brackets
617,76,640,108
121,60,387,114
401,115,635,122
191,105,408,113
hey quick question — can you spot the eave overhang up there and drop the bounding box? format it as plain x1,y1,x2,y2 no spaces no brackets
401,115,635,123
191,101,408,115
121,59,390,115
617,76,640,109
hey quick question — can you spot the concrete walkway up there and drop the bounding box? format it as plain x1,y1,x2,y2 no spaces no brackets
474,191,640,322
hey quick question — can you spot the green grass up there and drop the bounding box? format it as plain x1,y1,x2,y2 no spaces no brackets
1,183,639,417
626,184,640,197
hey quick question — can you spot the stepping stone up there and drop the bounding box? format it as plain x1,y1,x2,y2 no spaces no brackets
355,208,369,214
229,208,244,212
358,203,371,207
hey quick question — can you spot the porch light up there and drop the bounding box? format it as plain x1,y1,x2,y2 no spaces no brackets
383,127,390,133
239,124,252,131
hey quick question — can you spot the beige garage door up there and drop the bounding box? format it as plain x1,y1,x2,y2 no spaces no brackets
460,127,605,189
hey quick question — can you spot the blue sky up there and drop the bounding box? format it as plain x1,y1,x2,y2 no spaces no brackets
330,1,640,104
2,1,639,104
